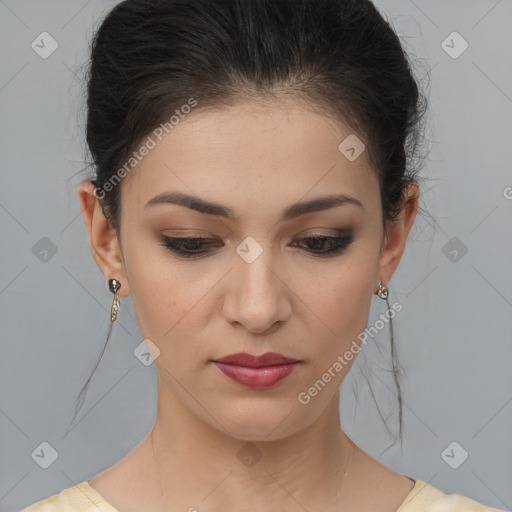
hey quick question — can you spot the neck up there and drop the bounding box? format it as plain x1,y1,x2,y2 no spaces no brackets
146,375,356,512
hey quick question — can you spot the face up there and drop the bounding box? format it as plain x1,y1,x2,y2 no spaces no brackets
101,98,390,440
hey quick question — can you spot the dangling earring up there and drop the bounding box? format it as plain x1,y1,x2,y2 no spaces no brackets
376,280,388,300
108,278,121,322
69,278,122,425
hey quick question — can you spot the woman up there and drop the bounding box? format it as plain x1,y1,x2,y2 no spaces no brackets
21,0,505,510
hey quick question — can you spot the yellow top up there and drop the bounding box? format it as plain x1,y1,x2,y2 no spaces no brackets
20,478,505,512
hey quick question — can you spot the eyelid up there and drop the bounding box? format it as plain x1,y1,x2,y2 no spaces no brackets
159,228,354,259
159,229,354,250
297,227,353,237
161,226,352,236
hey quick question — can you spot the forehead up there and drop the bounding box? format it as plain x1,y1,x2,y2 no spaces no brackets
121,98,379,220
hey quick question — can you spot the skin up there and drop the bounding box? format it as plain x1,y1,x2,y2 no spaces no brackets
79,96,419,512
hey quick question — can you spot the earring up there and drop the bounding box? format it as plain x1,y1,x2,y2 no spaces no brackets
108,278,121,322
376,280,388,300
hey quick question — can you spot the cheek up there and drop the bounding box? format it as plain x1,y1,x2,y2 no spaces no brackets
132,281,199,345
300,258,376,353
121,239,198,344
323,258,374,308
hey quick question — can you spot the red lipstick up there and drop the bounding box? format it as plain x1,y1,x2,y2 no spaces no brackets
212,352,300,388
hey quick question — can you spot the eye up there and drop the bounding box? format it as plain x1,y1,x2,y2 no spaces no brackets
160,231,353,259
159,236,219,258
290,232,353,257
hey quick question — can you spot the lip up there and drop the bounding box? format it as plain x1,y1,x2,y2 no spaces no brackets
214,352,299,367
212,352,300,389
213,362,299,388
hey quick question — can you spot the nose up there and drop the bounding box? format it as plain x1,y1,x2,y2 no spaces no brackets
222,251,291,335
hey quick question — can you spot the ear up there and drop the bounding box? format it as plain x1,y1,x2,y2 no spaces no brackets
78,180,131,298
377,183,420,287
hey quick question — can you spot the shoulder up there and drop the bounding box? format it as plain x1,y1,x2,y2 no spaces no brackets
19,481,118,512
399,479,506,512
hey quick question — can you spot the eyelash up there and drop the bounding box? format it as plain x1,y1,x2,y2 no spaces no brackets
159,233,353,259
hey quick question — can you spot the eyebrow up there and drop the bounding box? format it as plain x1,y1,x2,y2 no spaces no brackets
144,191,364,222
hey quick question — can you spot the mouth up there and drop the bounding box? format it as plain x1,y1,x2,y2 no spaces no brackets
213,351,300,367
211,352,300,389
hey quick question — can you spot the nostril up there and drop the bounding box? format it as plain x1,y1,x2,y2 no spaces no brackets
248,321,282,337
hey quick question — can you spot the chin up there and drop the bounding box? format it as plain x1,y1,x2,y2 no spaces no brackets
215,407,301,443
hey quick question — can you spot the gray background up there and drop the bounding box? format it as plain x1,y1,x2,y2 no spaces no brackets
1,1,511,511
